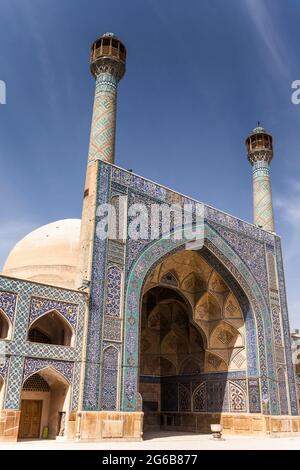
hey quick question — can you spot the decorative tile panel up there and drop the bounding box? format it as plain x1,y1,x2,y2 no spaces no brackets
105,266,122,317
101,346,119,411
29,297,78,329
83,162,110,410
0,291,17,323
275,239,299,415
0,274,86,411
23,358,74,383
103,317,122,342
229,380,247,412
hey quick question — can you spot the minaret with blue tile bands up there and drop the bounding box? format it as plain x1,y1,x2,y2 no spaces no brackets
246,125,275,232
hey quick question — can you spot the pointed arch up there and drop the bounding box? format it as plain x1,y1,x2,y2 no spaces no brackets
0,308,11,340
28,309,74,347
24,365,71,386
229,381,247,412
20,367,70,439
122,222,277,414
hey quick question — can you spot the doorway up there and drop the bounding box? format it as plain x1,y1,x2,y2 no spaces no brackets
19,400,42,439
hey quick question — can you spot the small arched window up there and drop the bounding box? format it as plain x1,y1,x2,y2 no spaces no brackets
0,310,10,339
28,310,73,346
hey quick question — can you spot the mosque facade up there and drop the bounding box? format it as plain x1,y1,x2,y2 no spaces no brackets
0,33,299,441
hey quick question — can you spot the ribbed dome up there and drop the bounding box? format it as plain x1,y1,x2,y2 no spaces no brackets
2,219,81,289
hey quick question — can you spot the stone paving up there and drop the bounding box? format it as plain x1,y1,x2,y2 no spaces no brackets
0,432,300,450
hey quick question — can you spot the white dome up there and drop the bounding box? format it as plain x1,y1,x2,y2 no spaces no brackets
2,219,81,289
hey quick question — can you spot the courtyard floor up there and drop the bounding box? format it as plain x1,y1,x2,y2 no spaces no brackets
0,432,300,450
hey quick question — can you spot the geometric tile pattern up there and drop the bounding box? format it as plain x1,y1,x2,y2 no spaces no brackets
203,237,277,414
0,274,85,410
252,161,275,232
229,380,247,412
0,358,9,380
0,291,17,323
103,317,122,342
88,73,117,164
5,356,25,409
83,163,110,410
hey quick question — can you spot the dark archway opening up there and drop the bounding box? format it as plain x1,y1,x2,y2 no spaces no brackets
0,310,10,339
139,286,207,433
28,311,73,346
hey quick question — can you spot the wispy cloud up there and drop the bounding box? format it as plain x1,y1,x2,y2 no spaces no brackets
275,180,300,260
275,181,300,329
242,0,291,79
3,0,65,116
0,220,38,271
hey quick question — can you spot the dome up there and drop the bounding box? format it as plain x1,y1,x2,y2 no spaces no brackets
251,125,267,135
103,32,116,37
2,219,81,289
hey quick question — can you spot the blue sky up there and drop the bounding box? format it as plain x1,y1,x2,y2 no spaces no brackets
1,0,300,328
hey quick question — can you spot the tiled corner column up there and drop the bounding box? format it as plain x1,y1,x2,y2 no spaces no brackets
82,163,111,410
275,238,299,415
4,288,31,410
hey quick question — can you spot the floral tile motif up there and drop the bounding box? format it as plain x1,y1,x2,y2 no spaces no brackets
23,358,74,383
29,297,78,328
105,266,122,317
209,222,269,304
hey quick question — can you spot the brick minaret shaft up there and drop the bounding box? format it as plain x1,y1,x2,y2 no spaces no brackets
77,33,126,288
246,125,275,232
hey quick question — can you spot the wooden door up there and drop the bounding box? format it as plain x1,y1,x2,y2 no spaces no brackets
19,400,42,438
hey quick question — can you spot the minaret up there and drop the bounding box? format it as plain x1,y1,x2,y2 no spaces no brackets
77,33,126,287
89,32,126,163
245,124,275,232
